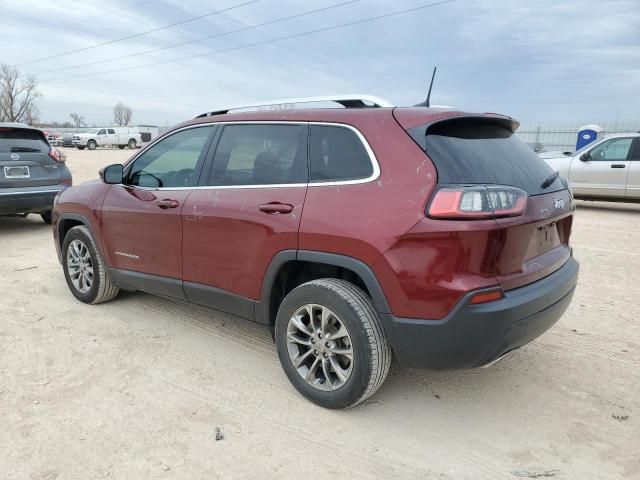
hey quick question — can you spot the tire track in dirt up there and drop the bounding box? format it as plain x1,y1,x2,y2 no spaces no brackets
113,296,534,478
533,326,640,365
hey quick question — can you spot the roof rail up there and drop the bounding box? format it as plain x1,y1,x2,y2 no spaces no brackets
195,94,394,118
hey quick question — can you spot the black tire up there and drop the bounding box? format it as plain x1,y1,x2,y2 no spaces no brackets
77,146,85,150
40,211,52,224
118,145,126,149
275,279,391,409
61,225,119,304
87,140,97,150
128,139,137,149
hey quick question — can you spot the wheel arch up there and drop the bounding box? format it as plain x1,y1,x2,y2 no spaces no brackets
256,250,391,327
57,213,103,259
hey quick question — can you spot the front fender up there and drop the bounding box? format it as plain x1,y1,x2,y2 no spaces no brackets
54,181,111,262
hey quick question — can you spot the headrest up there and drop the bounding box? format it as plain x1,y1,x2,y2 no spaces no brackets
253,151,283,184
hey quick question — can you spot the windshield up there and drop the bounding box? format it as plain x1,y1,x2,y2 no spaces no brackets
424,118,565,195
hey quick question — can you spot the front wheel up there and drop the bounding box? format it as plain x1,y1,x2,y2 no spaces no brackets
87,141,97,150
62,225,119,304
77,146,85,150
275,279,391,409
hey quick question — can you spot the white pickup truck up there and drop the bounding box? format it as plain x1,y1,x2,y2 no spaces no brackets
72,128,142,150
543,132,640,202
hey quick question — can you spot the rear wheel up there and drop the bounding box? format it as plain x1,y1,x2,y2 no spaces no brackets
77,146,85,150
128,139,137,149
62,225,119,304
87,141,97,150
118,145,125,150
40,211,52,224
275,279,391,409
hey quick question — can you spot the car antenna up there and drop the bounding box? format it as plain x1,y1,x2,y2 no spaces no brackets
414,66,437,107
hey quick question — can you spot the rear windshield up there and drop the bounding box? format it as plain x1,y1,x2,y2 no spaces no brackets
0,128,49,153
423,119,564,195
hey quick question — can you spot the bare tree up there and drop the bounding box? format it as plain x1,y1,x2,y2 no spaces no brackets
43,120,73,128
0,64,41,124
69,112,85,128
112,102,132,126
24,104,40,126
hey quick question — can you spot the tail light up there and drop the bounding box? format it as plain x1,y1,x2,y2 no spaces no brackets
428,185,527,220
49,147,65,163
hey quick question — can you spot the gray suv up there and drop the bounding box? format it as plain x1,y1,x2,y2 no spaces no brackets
0,123,72,223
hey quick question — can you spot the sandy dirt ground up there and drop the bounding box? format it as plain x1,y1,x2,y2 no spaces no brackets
1,147,639,480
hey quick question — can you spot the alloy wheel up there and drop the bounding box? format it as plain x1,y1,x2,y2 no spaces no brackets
66,239,94,293
286,304,354,391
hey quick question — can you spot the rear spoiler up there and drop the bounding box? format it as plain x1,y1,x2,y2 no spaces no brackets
398,112,520,151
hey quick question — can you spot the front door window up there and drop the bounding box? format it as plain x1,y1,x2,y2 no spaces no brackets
589,138,632,161
128,126,214,188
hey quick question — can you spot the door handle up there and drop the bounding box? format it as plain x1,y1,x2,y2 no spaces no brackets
156,199,179,209
258,202,294,214
611,164,626,168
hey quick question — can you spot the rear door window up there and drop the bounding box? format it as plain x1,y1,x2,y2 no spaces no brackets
205,124,307,186
423,118,564,195
630,139,640,161
309,125,373,182
0,128,49,153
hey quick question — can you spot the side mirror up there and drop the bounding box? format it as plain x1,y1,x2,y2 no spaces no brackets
579,152,591,162
101,164,123,184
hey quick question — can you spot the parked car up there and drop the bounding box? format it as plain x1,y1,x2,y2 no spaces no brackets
1,122,72,223
52,95,579,408
72,128,141,150
60,133,75,147
543,132,640,202
538,150,573,159
46,132,63,147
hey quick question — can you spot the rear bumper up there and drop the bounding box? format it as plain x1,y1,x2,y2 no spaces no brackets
0,186,66,215
383,256,579,370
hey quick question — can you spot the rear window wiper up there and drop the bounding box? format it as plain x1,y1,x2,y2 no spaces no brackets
541,170,559,189
10,147,43,152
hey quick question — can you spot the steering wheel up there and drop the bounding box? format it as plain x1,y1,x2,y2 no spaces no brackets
164,168,194,187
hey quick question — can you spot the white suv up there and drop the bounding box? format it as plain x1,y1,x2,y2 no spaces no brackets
543,133,640,202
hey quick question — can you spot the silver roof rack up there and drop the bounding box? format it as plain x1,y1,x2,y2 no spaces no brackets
195,94,395,118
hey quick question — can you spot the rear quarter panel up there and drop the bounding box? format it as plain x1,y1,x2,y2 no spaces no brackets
298,114,440,311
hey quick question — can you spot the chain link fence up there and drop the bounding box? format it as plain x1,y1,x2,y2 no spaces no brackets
516,121,640,153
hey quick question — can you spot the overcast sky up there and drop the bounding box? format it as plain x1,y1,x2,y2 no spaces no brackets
1,0,638,127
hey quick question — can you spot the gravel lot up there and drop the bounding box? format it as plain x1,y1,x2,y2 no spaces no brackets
1,147,639,479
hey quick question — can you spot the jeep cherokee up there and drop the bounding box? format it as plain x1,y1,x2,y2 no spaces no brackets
52,95,579,409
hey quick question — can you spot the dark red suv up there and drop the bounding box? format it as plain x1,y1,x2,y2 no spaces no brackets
53,95,579,408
